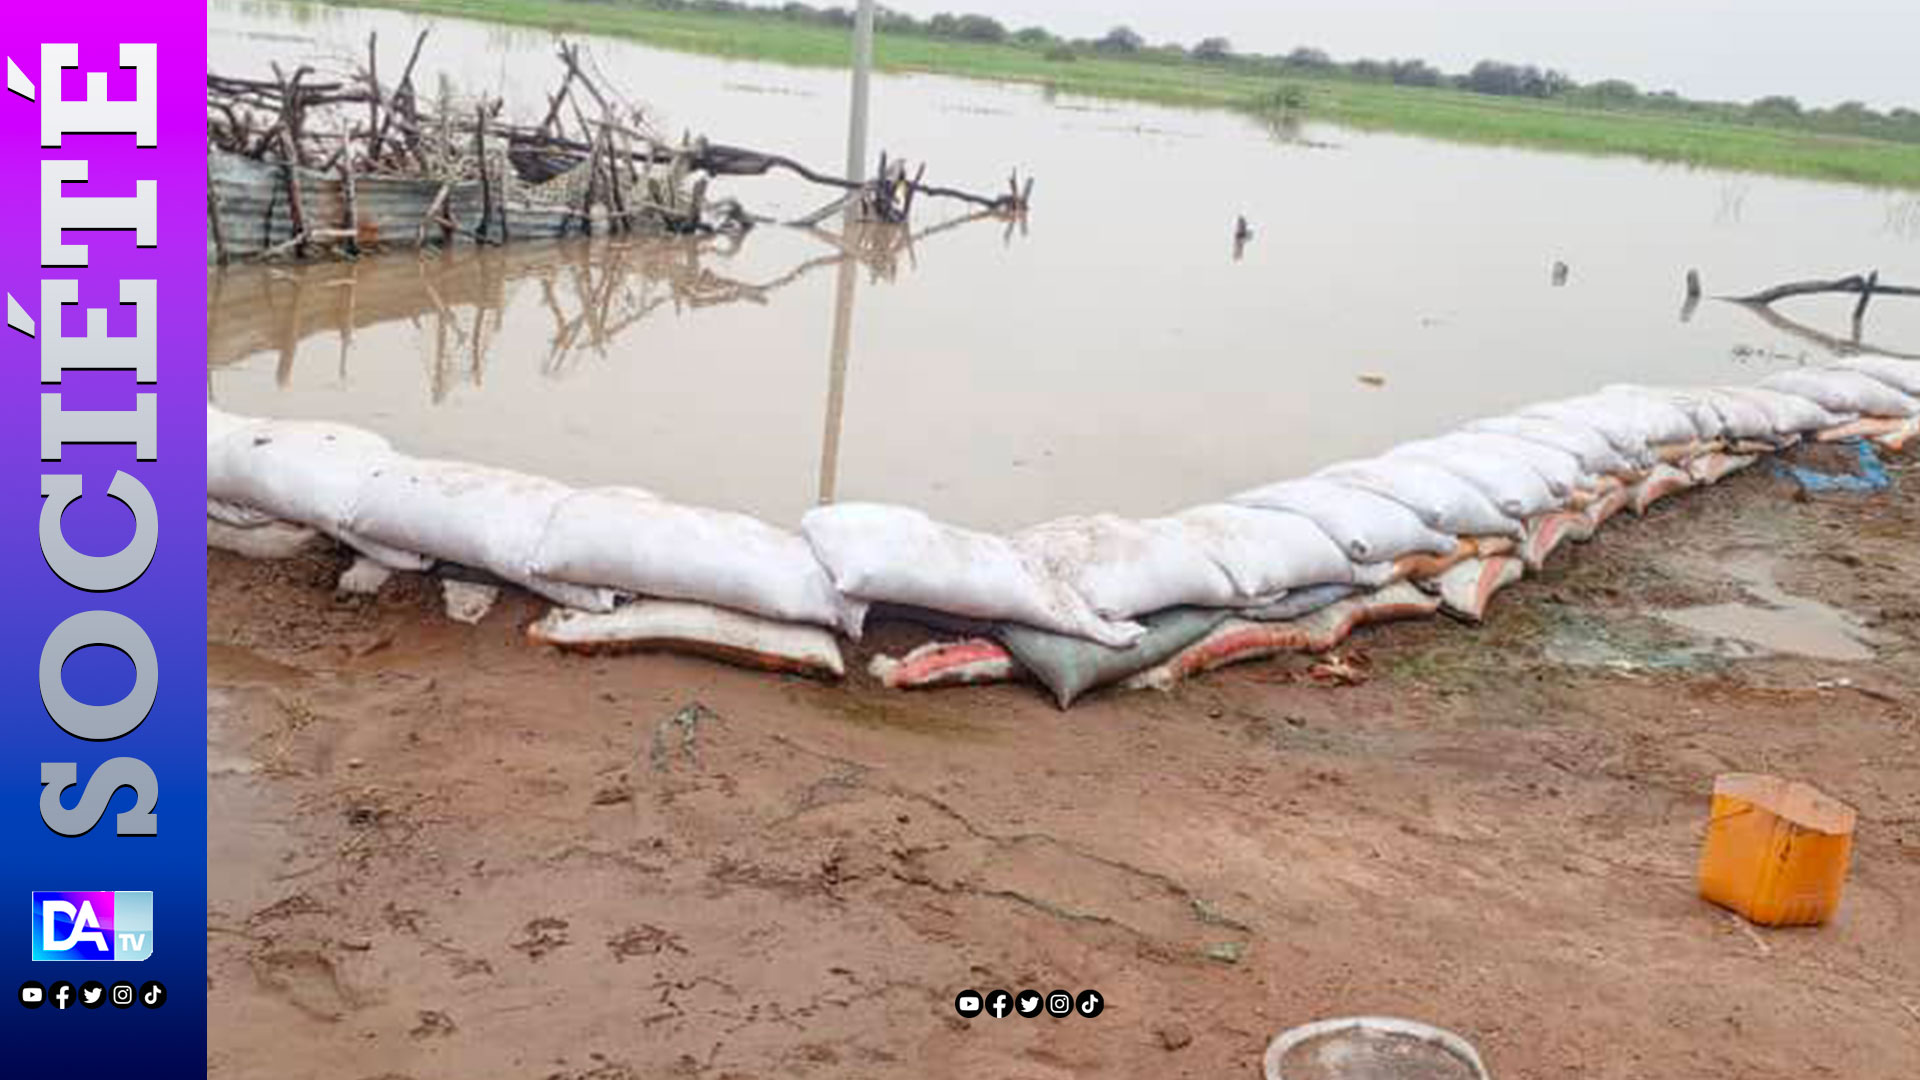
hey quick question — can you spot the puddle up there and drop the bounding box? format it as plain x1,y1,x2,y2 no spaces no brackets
1656,555,1878,662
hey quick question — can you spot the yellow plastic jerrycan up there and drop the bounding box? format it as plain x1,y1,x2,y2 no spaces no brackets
1698,773,1856,927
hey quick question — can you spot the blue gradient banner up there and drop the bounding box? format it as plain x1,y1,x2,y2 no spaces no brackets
0,8,207,1071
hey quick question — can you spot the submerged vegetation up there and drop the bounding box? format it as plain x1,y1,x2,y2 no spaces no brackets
324,0,1920,187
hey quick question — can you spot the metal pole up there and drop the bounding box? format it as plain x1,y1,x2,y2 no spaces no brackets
845,0,874,185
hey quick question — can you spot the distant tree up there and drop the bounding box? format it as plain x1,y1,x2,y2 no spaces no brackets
1348,58,1389,81
1387,58,1442,87
1097,25,1144,53
1749,94,1803,119
1193,36,1233,62
1285,46,1334,71
1013,25,1053,46
1590,78,1640,104
949,13,1007,42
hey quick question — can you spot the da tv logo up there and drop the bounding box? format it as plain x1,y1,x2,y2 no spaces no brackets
31,892,153,961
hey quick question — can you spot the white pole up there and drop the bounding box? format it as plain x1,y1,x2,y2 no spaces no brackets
845,0,875,184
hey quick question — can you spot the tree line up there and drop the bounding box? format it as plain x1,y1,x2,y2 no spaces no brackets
628,1,1920,145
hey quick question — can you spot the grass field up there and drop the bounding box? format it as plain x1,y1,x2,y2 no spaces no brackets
328,0,1920,188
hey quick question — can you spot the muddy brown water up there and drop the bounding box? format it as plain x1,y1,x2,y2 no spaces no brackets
208,2,1920,530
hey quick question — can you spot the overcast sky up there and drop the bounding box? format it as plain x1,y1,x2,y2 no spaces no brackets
865,0,1915,110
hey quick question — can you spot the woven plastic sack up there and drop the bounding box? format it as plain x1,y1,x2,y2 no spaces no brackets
532,488,860,633
1760,368,1920,419
1385,437,1563,517
1837,357,1920,397
869,639,1017,689
1717,386,1844,436
998,606,1229,709
1165,504,1356,598
207,418,395,532
1317,457,1523,539
1427,556,1525,622
1013,514,1239,619
1462,415,1635,476
349,459,615,611
529,599,845,678
1229,479,1457,564
802,503,1142,647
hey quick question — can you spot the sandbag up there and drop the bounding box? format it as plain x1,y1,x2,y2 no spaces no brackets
1629,463,1694,515
1385,437,1563,517
1427,556,1525,622
208,418,396,532
349,459,615,611
1013,514,1239,619
1686,451,1758,485
997,606,1228,709
1165,504,1356,598
869,639,1018,689
1760,367,1920,419
1816,416,1912,443
1518,397,1663,463
1582,483,1631,532
801,503,1142,647
1600,385,1723,442
207,518,322,560
1520,510,1593,571
1229,478,1457,563
1837,357,1920,397
1717,386,1844,435
208,497,275,528
1240,582,1360,621
208,404,260,451
1428,431,1592,497
1688,388,1787,444
528,599,846,678
1877,416,1920,452
1463,415,1635,477
532,487,861,634
1124,583,1441,691
1318,457,1523,539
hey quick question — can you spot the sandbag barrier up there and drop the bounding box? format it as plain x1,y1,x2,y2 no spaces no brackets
207,360,1920,707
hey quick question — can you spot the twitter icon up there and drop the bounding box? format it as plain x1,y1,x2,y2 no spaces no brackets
79,980,106,1009
1015,990,1042,1017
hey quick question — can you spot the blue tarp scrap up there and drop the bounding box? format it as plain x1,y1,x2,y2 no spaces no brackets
1776,440,1892,494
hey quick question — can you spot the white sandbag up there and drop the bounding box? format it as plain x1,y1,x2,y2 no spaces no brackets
1463,415,1635,476
1716,385,1843,436
1760,367,1920,419
1600,385,1723,442
1630,387,1729,444
443,580,501,624
529,599,846,678
1318,457,1524,539
1837,357,1920,397
1429,431,1591,497
1686,388,1784,443
1165,504,1356,598
336,557,394,596
207,517,322,560
207,497,276,528
1013,514,1240,619
349,459,615,612
1229,478,1457,564
208,404,260,450
1518,397,1662,463
802,503,1142,647
207,418,396,532
532,488,861,634
1385,437,1563,517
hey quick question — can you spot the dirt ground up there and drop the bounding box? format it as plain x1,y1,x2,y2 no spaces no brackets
207,452,1920,1080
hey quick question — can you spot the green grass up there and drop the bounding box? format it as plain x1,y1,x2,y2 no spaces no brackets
324,0,1920,188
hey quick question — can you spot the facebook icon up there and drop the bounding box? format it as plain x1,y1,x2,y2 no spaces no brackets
985,990,1011,1018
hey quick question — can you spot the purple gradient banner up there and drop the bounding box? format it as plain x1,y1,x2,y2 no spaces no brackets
0,5,206,1070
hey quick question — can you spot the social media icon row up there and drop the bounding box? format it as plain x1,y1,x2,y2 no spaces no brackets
19,980,164,1010
955,988,1102,1019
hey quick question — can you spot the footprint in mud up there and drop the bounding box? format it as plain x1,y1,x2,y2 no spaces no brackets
510,916,571,959
607,924,687,961
408,1009,457,1039
251,947,357,1021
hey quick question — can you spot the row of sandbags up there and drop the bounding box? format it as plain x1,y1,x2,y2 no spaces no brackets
206,358,1920,704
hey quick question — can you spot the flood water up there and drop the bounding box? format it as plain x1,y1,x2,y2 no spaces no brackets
207,2,1920,530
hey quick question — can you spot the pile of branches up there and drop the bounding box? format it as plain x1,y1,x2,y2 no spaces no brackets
207,31,1029,252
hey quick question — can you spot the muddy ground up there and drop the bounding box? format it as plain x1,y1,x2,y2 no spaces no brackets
208,451,1920,1080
